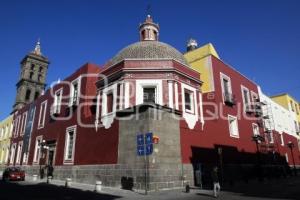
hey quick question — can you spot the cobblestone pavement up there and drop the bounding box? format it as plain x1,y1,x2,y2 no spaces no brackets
0,175,299,200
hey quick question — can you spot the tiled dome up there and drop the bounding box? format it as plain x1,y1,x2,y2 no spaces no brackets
109,41,189,66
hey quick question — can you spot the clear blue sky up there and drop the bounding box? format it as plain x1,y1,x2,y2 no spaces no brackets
0,0,299,120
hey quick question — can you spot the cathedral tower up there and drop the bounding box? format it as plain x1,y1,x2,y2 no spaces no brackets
13,39,50,112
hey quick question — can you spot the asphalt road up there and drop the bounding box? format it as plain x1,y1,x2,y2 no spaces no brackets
0,176,299,200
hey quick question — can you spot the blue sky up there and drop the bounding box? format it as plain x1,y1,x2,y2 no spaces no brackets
0,0,299,120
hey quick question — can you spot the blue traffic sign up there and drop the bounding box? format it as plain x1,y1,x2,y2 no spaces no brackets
137,132,153,156
137,145,145,156
146,144,153,155
145,132,153,145
137,134,144,146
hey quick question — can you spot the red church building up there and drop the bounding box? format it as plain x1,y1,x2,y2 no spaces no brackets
7,15,300,190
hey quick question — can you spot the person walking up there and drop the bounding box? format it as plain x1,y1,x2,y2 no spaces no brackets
47,165,54,177
211,166,221,198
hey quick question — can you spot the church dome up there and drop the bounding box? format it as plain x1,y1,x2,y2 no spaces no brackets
109,40,189,66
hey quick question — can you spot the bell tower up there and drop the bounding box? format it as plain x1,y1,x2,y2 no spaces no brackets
139,15,159,41
13,39,50,112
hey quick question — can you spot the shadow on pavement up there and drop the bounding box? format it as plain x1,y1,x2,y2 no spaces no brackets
220,176,300,199
196,192,214,198
0,181,122,200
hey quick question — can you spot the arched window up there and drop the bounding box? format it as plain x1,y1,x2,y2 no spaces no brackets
39,66,43,73
38,75,42,82
29,72,34,80
141,30,145,40
154,31,158,40
34,92,39,100
25,89,31,101
31,64,35,70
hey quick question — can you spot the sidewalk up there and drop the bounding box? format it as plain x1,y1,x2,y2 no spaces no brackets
24,175,214,200
25,175,141,196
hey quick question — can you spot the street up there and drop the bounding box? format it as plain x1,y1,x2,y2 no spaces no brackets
0,176,299,200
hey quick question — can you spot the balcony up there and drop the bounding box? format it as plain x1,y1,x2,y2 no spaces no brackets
245,104,255,114
264,127,272,133
223,93,236,106
254,109,262,117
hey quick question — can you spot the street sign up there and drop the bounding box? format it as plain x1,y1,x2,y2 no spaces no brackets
146,144,153,155
137,134,144,146
137,145,145,156
136,133,153,195
145,132,153,144
137,132,153,156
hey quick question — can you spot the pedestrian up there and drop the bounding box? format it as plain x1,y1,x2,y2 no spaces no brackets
211,166,221,198
47,165,54,177
40,166,45,179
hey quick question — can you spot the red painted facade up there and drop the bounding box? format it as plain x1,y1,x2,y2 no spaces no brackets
8,54,300,174
9,63,122,166
180,55,300,167
8,56,300,169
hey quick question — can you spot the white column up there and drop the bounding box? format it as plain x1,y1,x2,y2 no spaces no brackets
119,82,124,110
199,92,205,129
95,91,101,131
174,82,179,110
168,81,174,109
124,82,130,109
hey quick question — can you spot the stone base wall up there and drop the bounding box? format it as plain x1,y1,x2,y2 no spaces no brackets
20,163,194,191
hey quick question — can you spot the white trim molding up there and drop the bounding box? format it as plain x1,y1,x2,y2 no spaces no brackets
168,81,174,109
135,79,163,105
199,93,205,130
228,115,239,138
119,82,124,110
15,141,23,165
38,100,47,129
20,112,28,136
252,123,260,136
174,82,179,110
52,88,63,114
69,77,81,107
33,135,43,165
101,83,118,129
63,125,77,164
124,82,130,109
181,83,199,129
220,72,232,104
9,143,17,165
241,85,251,112
95,91,101,131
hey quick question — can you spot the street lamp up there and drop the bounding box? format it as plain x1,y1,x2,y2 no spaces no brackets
287,141,297,176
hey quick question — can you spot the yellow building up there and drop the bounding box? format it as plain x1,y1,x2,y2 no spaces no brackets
0,115,13,166
184,39,219,93
271,93,300,135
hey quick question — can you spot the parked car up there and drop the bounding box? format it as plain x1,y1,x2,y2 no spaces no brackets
2,167,25,181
